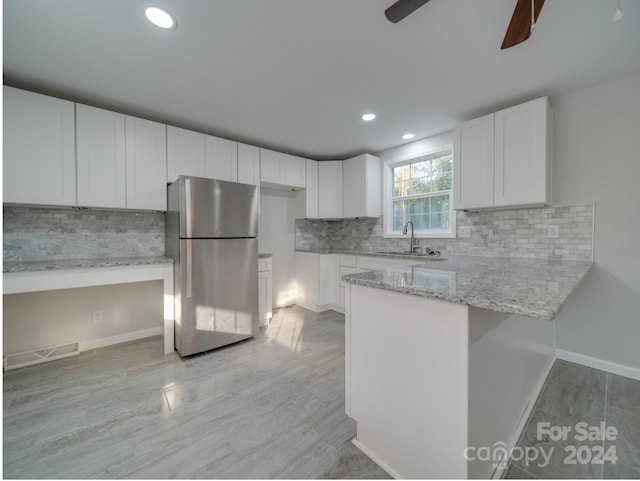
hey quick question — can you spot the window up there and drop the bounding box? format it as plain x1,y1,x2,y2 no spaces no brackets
383,150,455,238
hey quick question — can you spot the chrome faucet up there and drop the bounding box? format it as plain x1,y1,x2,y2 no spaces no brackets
402,220,420,253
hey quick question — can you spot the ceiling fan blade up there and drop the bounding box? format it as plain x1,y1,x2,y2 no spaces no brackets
501,0,545,49
385,0,430,23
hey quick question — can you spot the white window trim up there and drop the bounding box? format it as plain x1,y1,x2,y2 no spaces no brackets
382,146,456,239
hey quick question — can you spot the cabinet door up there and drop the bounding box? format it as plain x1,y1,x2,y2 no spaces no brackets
296,159,318,218
3,86,76,206
295,252,320,311
343,153,381,218
281,153,306,189
319,254,340,306
125,116,167,211
76,104,126,208
205,135,238,182
167,126,206,182
494,97,551,207
258,270,272,326
259,148,281,184
453,113,495,210
318,161,343,218
237,143,260,186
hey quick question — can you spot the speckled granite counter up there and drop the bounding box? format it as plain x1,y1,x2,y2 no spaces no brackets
295,248,440,261
3,256,173,274
342,255,592,320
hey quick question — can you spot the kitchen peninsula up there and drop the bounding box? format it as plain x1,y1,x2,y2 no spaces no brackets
342,255,592,479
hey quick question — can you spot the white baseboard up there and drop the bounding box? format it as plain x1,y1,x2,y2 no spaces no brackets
351,438,403,480
493,356,555,479
555,349,640,381
78,326,163,352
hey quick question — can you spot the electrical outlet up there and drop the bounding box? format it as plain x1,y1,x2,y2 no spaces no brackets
548,225,559,239
92,310,104,324
459,226,471,238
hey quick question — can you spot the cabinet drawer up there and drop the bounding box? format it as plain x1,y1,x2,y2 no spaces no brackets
258,257,272,272
340,255,357,268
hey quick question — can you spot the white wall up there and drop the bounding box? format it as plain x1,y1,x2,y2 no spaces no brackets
552,72,640,370
3,281,163,354
259,188,298,308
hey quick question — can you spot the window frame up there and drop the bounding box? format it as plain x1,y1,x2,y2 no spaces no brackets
382,147,456,239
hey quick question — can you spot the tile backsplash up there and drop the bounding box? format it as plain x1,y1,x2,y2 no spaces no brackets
3,206,165,262
296,204,594,261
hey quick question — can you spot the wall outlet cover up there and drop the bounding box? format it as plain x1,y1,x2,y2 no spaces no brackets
92,310,104,324
548,225,560,239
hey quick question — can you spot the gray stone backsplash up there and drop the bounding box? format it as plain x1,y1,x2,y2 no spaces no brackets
296,204,594,261
3,206,165,262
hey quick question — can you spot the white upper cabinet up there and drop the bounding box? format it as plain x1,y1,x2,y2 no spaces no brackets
3,86,76,206
259,148,306,189
167,126,206,182
125,116,167,211
318,161,343,219
342,153,381,218
296,159,319,219
494,97,552,208
237,143,260,186
453,113,495,210
205,135,238,182
453,96,552,210
76,104,126,209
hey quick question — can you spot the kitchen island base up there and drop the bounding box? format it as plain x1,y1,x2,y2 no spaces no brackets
345,284,554,479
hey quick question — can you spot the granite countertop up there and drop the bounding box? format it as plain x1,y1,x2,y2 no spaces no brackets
3,256,174,274
259,253,273,258
342,255,592,320
295,248,438,261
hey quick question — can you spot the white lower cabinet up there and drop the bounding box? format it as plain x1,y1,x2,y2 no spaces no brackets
258,257,273,326
295,252,340,312
3,86,77,207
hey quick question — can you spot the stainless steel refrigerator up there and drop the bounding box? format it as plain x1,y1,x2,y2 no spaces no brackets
166,176,259,356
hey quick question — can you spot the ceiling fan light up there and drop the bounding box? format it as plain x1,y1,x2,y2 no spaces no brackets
612,7,624,22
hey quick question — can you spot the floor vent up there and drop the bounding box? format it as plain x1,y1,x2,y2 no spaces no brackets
4,342,79,371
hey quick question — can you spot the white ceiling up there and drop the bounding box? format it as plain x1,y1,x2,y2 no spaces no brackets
4,0,640,159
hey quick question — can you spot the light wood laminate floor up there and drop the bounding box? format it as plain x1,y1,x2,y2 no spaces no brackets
3,306,390,479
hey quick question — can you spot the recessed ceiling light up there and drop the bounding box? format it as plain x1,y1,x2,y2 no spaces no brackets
145,7,176,29
402,133,415,140
362,113,376,122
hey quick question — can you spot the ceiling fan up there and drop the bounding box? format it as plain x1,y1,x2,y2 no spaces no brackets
384,0,546,50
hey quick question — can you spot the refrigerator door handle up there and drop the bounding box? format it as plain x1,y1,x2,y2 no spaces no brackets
185,178,192,238
186,240,193,298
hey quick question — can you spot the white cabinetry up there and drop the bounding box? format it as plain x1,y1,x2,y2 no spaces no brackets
260,148,306,189
453,114,494,210
494,97,552,207
453,96,551,210
295,252,340,312
167,126,206,182
76,104,126,209
125,116,167,211
342,154,381,218
258,256,273,327
205,135,238,182
295,159,319,219
3,86,76,206
318,161,343,219
237,143,260,186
